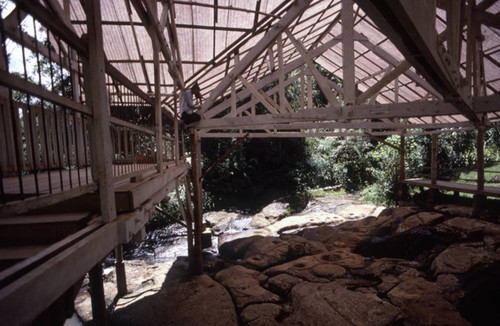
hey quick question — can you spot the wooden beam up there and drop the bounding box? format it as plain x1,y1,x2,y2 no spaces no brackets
308,11,341,51
473,9,500,30
89,263,108,326
0,70,91,115
203,36,342,119
342,0,355,105
355,0,479,123
238,76,280,114
285,28,339,107
189,130,203,275
356,60,411,104
473,125,486,216
131,0,185,89
84,0,117,223
364,132,401,152
197,100,468,129
277,34,285,112
0,221,117,326
201,133,249,180
200,0,312,114
355,32,441,100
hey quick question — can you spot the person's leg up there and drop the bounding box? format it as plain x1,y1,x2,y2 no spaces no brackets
183,113,200,125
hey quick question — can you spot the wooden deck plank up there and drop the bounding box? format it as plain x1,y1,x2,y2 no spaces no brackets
402,178,500,197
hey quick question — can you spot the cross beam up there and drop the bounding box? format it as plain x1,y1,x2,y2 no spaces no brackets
355,0,479,123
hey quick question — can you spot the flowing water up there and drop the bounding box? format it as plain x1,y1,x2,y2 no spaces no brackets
118,192,365,265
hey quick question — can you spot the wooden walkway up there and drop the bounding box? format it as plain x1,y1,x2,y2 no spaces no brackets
402,178,500,198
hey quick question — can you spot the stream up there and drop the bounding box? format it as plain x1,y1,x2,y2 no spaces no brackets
116,192,366,265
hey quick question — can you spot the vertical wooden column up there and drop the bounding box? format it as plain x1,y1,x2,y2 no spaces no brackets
151,0,163,173
429,129,438,204
174,82,180,163
84,2,116,323
473,126,485,217
84,0,116,223
307,71,313,109
88,264,107,326
300,65,305,110
342,0,355,105
189,129,203,274
115,245,127,296
398,132,406,200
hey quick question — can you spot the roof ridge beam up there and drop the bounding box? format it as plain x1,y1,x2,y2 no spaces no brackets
200,0,312,115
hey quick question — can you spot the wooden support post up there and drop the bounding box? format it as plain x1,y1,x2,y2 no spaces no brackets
473,126,485,217
429,118,438,204
342,0,355,105
189,130,203,275
398,132,406,200
151,0,163,173
300,65,305,110
307,71,313,109
115,244,127,297
84,0,116,223
174,82,180,163
183,175,195,254
88,263,107,326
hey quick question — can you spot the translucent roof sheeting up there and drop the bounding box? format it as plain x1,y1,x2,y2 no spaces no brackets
55,0,499,129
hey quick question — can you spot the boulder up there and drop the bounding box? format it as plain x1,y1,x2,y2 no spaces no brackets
310,263,346,279
112,267,237,326
436,217,500,239
388,275,470,325
280,234,328,258
336,203,378,219
284,282,400,325
249,213,270,228
264,273,303,296
431,242,500,276
216,265,280,310
265,211,344,234
261,202,290,221
396,212,444,233
204,211,241,234
434,204,473,217
242,237,290,270
218,235,263,260
263,255,329,283
241,303,282,326
75,260,172,322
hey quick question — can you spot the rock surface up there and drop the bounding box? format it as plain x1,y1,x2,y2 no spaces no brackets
78,201,499,325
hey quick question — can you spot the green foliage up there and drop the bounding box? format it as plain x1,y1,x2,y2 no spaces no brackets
306,136,374,192
363,136,401,205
